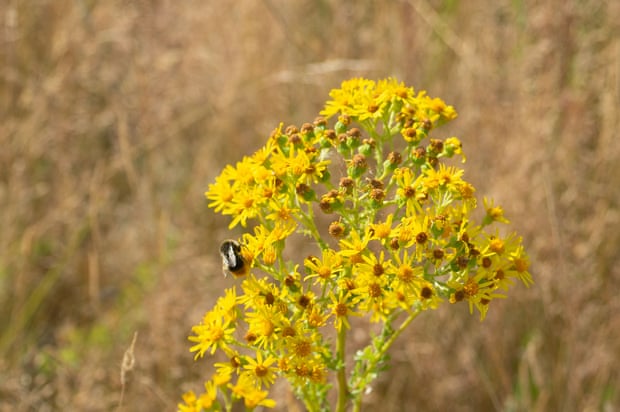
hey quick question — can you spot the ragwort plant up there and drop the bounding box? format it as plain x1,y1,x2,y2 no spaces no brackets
178,78,533,412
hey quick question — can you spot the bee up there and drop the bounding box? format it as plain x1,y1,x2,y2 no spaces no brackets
220,239,248,277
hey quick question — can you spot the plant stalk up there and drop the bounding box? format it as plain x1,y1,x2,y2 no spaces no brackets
335,324,348,412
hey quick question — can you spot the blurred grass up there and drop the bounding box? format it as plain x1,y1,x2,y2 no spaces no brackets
1,0,619,411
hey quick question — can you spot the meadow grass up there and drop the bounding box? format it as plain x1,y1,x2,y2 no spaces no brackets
1,1,618,410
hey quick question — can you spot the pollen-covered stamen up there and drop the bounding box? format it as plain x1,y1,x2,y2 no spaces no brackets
352,153,367,169
403,186,416,198
281,326,296,338
318,266,332,279
265,292,275,305
368,282,382,298
255,365,269,377
489,237,505,254
245,332,257,343
343,278,356,291
285,125,299,135
313,116,327,127
415,231,428,245
348,127,362,139
230,355,241,368
288,133,302,145
328,221,345,238
338,114,351,126
243,197,254,208
296,183,311,197
402,127,417,141
463,279,479,297
456,256,469,269
335,303,348,317
397,265,415,282
298,294,311,308
349,253,363,265
428,138,443,153
514,258,529,272
362,138,375,148
453,290,465,302
370,188,385,202
294,339,312,358
369,178,383,189
295,364,310,378
413,146,426,160
323,129,336,141
339,177,354,193
300,122,314,134
387,151,402,165
420,286,433,299
284,275,297,289
319,197,333,213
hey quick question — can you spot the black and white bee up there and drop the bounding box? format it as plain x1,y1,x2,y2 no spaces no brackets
219,239,248,277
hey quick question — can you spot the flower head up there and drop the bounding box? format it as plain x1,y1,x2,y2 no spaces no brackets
184,76,532,410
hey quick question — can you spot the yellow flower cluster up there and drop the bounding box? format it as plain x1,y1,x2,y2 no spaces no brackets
180,77,532,411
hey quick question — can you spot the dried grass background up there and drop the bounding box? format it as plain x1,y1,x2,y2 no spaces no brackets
1,1,619,411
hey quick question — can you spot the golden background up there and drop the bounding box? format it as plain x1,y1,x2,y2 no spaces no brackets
1,1,618,410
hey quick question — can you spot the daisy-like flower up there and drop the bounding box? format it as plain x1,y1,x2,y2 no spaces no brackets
396,214,431,261
422,163,465,194
214,287,239,323
357,250,394,281
449,271,505,320
286,356,328,387
265,196,300,226
242,350,279,388
227,186,263,229
205,173,235,213
350,256,394,321
320,78,378,119
369,214,396,244
417,92,458,126
245,304,283,350
229,374,276,409
507,244,534,287
214,352,242,385
374,77,417,109
188,311,236,359
304,248,343,285
327,290,360,331
390,249,425,296
177,390,199,412
197,380,218,410
482,197,510,225
444,136,466,162
338,228,372,266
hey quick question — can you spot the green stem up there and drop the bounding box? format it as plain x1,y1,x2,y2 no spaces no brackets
335,324,348,412
301,202,329,250
382,308,420,352
352,308,422,411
